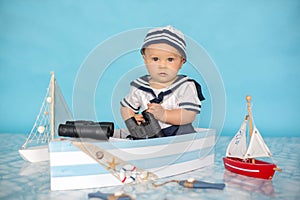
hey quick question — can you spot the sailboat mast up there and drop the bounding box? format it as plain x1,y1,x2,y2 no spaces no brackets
246,95,255,164
246,95,253,137
50,71,55,141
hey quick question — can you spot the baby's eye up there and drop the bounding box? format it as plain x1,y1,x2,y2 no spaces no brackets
152,57,159,62
167,58,174,62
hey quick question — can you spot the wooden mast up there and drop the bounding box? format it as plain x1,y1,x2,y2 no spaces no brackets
246,95,253,137
246,95,255,164
50,71,55,141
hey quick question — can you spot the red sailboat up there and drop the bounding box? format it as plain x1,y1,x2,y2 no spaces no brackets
223,96,282,180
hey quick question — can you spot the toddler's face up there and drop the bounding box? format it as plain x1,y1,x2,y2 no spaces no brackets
143,43,185,89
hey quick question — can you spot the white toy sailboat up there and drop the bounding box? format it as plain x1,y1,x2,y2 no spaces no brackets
223,96,282,179
19,72,73,163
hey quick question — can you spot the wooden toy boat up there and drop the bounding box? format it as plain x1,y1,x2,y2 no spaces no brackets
49,128,216,190
223,96,282,180
19,72,73,163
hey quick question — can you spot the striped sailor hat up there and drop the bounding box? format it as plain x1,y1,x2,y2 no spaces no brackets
141,25,187,61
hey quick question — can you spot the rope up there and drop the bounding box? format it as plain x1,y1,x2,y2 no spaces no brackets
152,180,179,187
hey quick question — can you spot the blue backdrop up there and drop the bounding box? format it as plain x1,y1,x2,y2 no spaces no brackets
1,0,299,137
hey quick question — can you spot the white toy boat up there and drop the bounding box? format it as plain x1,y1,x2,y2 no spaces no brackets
49,128,216,190
19,72,73,162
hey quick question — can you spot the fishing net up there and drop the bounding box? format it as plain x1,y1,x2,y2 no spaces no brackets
21,76,73,148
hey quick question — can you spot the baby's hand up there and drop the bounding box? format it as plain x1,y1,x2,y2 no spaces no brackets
133,114,144,125
147,103,166,122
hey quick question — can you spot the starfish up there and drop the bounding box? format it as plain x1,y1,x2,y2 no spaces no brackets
106,158,120,171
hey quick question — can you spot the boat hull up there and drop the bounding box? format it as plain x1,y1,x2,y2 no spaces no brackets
223,157,277,180
19,146,49,163
49,128,216,190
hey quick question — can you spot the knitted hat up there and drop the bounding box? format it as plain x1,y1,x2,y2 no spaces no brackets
141,25,187,61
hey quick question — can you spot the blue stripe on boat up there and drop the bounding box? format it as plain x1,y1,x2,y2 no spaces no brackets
50,146,213,178
129,146,214,169
51,164,108,177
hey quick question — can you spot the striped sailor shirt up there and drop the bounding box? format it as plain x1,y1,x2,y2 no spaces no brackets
121,75,205,129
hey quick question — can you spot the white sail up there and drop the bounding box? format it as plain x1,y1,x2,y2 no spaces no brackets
53,81,73,136
226,120,247,159
244,126,272,159
19,72,73,162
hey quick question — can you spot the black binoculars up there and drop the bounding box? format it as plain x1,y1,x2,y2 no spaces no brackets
58,121,114,140
125,111,163,139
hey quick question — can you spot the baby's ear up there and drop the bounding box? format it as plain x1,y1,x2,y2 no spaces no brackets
178,58,185,68
142,55,147,63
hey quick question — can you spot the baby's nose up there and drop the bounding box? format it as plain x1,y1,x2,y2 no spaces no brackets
158,60,167,68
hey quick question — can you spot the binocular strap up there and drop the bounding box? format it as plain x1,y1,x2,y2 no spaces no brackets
71,141,158,184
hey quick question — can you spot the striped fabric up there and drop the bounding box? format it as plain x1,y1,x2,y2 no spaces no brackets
141,25,187,60
49,128,215,190
120,75,204,122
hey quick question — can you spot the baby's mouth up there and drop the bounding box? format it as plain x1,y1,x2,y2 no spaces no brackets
159,72,167,77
